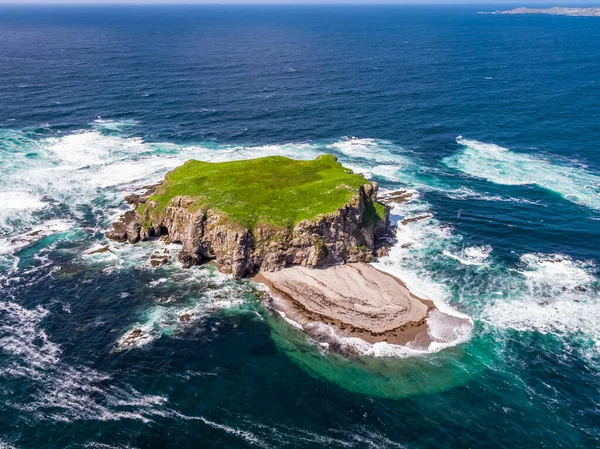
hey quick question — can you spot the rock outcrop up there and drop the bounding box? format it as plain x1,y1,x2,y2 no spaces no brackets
256,263,433,345
106,176,390,278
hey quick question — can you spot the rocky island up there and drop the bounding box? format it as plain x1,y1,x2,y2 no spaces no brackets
107,154,389,277
107,155,469,352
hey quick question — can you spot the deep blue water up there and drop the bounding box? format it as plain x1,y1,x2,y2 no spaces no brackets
0,5,599,449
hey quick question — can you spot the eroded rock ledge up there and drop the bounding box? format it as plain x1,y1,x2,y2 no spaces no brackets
256,264,432,343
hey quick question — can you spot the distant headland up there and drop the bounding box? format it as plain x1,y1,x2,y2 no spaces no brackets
485,7,600,17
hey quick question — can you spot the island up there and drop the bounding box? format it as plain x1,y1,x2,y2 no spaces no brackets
488,7,600,17
107,155,470,352
107,154,390,277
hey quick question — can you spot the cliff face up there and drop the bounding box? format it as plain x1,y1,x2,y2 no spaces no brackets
107,182,389,278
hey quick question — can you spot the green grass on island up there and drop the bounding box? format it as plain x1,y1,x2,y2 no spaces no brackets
140,154,386,229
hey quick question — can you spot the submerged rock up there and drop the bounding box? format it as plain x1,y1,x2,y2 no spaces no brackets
115,327,153,349
87,245,110,255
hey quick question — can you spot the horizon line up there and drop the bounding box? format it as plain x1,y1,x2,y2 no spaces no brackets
2,1,599,5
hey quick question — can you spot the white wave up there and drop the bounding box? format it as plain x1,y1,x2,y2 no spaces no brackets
181,415,270,448
443,245,493,266
445,137,600,210
518,253,596,292
487,296,599,337
0,130,156,237
278,311,304,331
0,301,61,370
327,137,408,164
0,219,74,256
0,190,49,239
0,191,46,211
426,309,473,351
483,253,599,355
92,118,138,133
237,419,406,449
344,163,401,181
293,314,471,358
44,132,148,168
185,411,402,449
443,186,545,205
0,299,173,423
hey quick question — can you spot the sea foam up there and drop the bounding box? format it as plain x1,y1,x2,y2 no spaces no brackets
0,299,172,423
443,245,493,267
482,253,599,363
444,137,600,210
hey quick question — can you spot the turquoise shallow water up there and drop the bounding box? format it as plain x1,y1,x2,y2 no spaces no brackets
0,5,598,449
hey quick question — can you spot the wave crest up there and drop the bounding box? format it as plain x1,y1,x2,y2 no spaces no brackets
445,137,600,210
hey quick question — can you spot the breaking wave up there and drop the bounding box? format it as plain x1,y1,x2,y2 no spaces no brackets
443,245,493,266
0,300,171,423
444,137,600,210
483,253,599,357
373,189,599,363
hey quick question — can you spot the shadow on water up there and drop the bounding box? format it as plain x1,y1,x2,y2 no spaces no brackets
262,304,493,399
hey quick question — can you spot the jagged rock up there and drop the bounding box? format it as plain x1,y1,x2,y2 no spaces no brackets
150,250,170,267
401,213,433,225
117,327,152,349
380,189,414,204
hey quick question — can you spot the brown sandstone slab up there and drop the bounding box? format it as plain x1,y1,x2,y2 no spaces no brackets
255,263,437,346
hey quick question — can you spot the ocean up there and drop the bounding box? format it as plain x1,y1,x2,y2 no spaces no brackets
0,5,598,448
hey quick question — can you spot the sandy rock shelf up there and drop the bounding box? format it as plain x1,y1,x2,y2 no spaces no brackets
255,263,471,349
